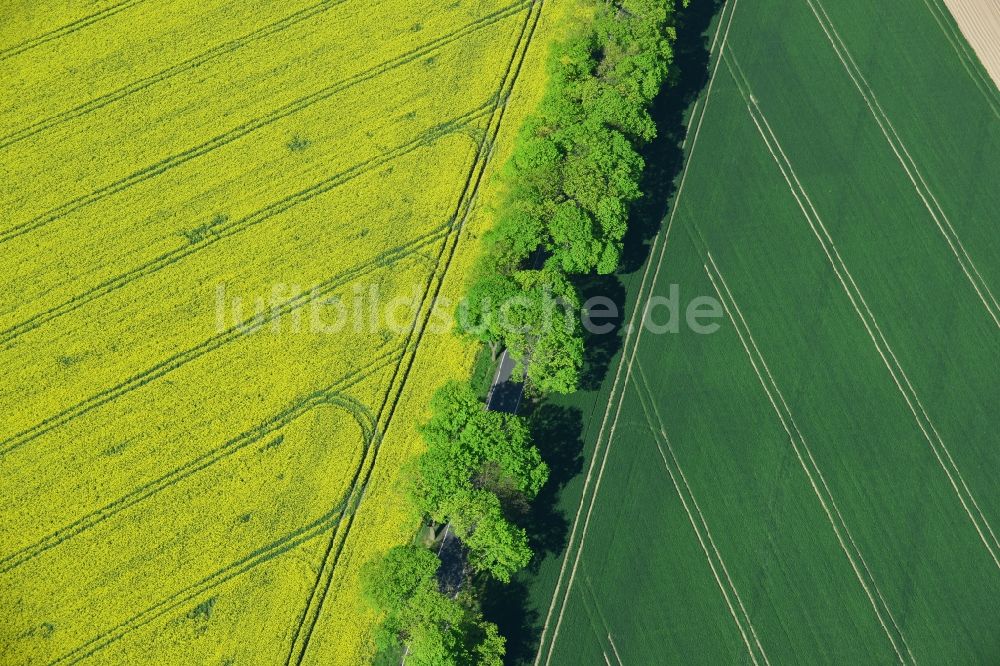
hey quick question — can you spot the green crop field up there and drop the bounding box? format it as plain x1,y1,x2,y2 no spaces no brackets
0,1,587,663
527,0,1000,663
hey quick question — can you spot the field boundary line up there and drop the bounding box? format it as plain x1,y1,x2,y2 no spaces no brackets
633,364,770,666
0,0,531,246
534,2,741,663
0,346,400,575
0,0,349,152
805,0,1000,332
724,49,1000,570
285,2,545,661
0,0,148,62
920,0,1000,118
702,251,913,665
0,226,449,460
0,102,492,350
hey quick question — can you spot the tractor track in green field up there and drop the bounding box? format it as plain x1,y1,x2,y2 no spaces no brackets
0,0,531,246
0,102,492,350
0,225,449,461
632,363,772,666
700,246,916,665
726,43,1000,572
0,0,150,62
533,0,1000,661
0,0,350,151
535,0,740,660
0,345,399,576
286,1,546,662
802,0,1000,331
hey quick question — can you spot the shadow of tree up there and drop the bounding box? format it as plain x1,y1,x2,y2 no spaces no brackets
523,404,585,561
580,0,727,390
620,0,727,276
480,2,727,663
576,272,627,392
481,403,584,664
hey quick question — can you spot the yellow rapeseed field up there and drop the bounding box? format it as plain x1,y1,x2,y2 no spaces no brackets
0,0,584,663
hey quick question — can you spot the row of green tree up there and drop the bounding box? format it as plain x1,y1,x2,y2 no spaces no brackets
362,1,682,662
460,0,681,394
364,383,546,664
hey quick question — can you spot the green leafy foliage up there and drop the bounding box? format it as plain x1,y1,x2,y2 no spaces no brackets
367,1,683,660
459,0,677,395
496,0,674,277
471,622,506,666
501,268,584,395
442,488,532,583
362,545,505,665
456,273,519,353
362,545,462,661
414,382,548,581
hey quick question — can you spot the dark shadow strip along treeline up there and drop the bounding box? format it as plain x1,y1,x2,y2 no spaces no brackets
360,2,700,664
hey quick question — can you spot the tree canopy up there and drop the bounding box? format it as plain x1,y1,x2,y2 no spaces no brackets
366,1,684,662
458,0,677,395
362,545,505,665
414,382,548,582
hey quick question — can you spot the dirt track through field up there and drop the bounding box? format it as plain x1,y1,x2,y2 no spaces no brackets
941,0,1000,89
634,364,771,666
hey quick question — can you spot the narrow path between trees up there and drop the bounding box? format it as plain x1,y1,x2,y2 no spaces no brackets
486,349,525,414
